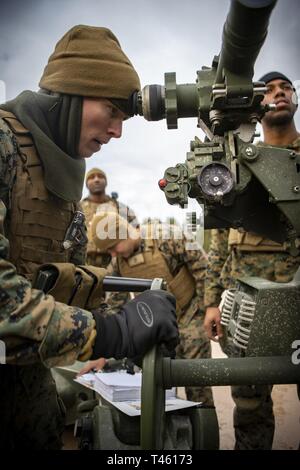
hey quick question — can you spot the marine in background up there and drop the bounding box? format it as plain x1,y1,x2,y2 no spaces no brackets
81,167,139,268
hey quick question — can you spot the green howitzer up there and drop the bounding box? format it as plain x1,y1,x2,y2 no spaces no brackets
131,0,300,450
133,0,300,251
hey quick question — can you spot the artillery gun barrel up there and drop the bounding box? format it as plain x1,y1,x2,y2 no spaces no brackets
161,356,299,387
216,0,277,82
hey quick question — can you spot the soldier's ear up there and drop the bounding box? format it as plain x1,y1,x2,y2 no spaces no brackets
292,87,298,108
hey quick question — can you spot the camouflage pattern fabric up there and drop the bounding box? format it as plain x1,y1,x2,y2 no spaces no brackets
0,363,66,449
231,384,274,450
220,249,300,288
204,228,229,308
81,196,139,268
107,225,214,406
0,116,97,449
176,315,212,403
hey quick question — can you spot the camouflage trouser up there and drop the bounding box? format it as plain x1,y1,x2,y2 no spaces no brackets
176,315,214,406
232,384,274,450
0,363,65,450
220,249,300,450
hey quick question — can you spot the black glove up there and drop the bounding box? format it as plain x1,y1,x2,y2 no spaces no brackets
91,289,179,360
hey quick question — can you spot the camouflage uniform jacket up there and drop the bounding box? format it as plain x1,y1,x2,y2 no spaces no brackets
0,116,95,367
204,136,300,308
106,224,207,327
81,196,139,268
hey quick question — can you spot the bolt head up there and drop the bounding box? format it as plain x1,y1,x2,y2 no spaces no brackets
243,145,258,162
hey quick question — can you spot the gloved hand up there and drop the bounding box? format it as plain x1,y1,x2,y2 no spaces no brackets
91,290,179,360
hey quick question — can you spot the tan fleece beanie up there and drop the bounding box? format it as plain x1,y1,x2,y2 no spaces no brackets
85,168,107,186
91,211,139,252
39,25,140,101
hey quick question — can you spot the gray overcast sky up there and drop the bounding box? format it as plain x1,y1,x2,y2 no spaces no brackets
1,0,299,224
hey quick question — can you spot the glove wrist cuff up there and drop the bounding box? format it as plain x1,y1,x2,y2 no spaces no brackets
91,313,124,359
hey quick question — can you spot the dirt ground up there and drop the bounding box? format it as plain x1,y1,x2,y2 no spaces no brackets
210,342,300,450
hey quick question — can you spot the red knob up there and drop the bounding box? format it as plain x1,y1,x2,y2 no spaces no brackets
158,178,167,189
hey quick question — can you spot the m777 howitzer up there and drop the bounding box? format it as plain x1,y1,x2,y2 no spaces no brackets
130,0,300,450
133,0,299,252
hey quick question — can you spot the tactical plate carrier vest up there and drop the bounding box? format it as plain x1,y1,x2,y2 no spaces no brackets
228,229,287,252
0,110,77,281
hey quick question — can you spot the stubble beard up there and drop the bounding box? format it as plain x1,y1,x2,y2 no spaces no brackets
263,110,294,129
90,188,105,196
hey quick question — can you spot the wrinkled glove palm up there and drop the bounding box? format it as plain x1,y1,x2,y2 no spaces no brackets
91,290,178,360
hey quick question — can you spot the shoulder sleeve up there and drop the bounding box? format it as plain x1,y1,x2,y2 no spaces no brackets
204,228,229,308
155,224,182,271
160,227,207,295
181,236,207,297
127,206,139,228
0,117,18,205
